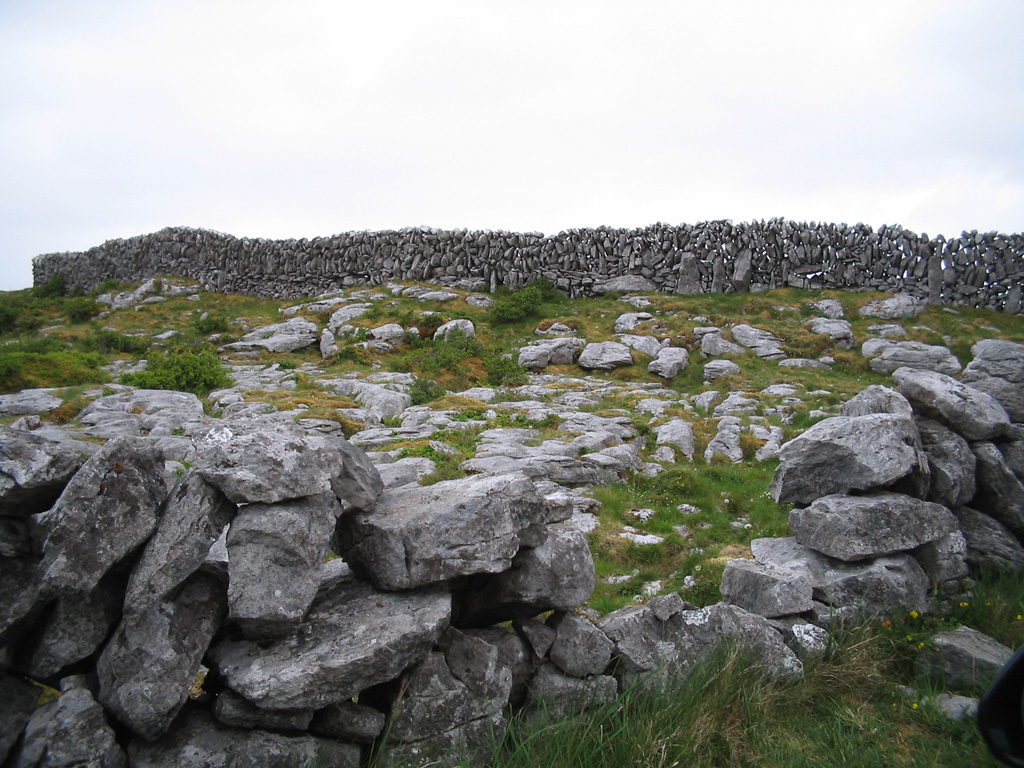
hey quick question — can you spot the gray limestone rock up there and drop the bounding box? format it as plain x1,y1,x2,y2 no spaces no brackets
858,293,926,319
124,472,235,615
319,328,337,358
0,555,43,646
720,558,814,618
972,442,1024,536
839,385,913,417
916,418,976,508
789,492,958,562
600,276,658,294
378,713,503,768
770,413,926,506
912,531,969,591
703,359,741,381
339,473,550,591
892,367,1009,441
704,416,743,463
617,334,666,358
866,341,962,376
463,626,535,707
213,690,313,732
36,436,167,597
751,537,930,621
221,317,319,353
961,339,1024,422
309,700,385,743
768,618,830,662
434,318,476,341
127,709,360,768
0,389,63,417
317,377,414,421
701,332,746,357
915,626,1013,693
327,303,371,333
577,341,634,370
811,299,845,318
547,611,614,678
0,427,88,517
653,418,695,460
13,687,126,768
369,323,406,342
732,324,785,359
0,670,41,764
195,421,382,508
459,523,595,626
648,346,689,378
522,662,618,718
597,596,803,691
226,493,340,637
613,312,653,333
97,569,226,740
806,318,854,349
209,560,451,710
953,506,1024,573
376,456,437,489
518,338,586,369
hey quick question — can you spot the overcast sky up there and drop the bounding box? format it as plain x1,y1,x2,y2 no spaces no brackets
2,1,1023,291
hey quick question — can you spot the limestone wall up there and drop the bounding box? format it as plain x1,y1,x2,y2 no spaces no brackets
32,220,1024,312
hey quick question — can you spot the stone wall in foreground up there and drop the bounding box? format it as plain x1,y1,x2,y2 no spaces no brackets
32,220,1024,312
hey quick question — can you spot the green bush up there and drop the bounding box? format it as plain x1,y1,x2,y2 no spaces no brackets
0,350,108,392
32,274,66,299
122,349,231,395
487,277,565,325
416,331,484,373
409,376,446,405
80,329,151,355
64,297,103,324
484,351,525,386
194,313,230,335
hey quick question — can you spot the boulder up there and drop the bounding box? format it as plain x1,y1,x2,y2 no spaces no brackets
811,299,844,318
912,531,969,591
577,342,634,370
518,338,586,369
0,388,63,417
459,523,595,626
704,416,743,463
915,627,1013,693
127,709,360,768
376,456,437,488
972,442,1024,536
338,473,553,591
13,686,126,768
788,492,958,562
226,493,340,637
318,378,413,420
601,276,657,294
0,426,89,517
805,318,854,349
220,317,319,353
770,414,927,506
961,339,1024,422
36,436,168,596
839,385,913,417
703,359,741,381
369,323,407,342
701,332,746,357
613,312,653,333
521,662,618,718
732,324,785,359
720,558,814,618
858,293,926,319
195,421,382,508
865,341,962,376
751,537,930,621
434,319,475,341
953,506,1024,573
617,334,666,358
327,303,371,333
892,367,1009,441
597,595,803,691
97,569,226,740
547,611,614,678
648,346,689,378
653,419,695,460
319,328,337,358
916,419,975,508
209,560,451,710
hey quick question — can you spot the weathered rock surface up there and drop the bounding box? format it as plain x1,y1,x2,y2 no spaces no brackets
858,293,926,319
459,524,595,626
916,419,975,508
98,569,226,740
915,626,1014,693
339,473,553,591
309,700,385,743
839,385,913,417
788,492,958,562
732,324,785,359
0,427,89,517
221,317,319,353
209,560,451,710
648,346,689,378
196,421,382,507
547,611,614,678
617,334,666,358
434,319,476,341
972,442,1024,536
704,416,743,463
128,709,360,768
597,595,803,690
865,340,962,376
806,317,854,349
961,339,1024,421
578,341,634,370
892,367,1009,441
226,493,340,636
653,418,695,460
770,414,926,505
14,686,126,768
36,436,167,596
518,338,586,369
701,332,746,357
720,558,814,618
0,670,42,763
521,662,618,718
703,359,741,381
953,506,1024,573
213,690,312,732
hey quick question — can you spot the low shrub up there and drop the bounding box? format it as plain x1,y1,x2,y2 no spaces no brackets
121,349,231,395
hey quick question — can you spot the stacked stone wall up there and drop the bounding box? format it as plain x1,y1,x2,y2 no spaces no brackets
32,220,1024,313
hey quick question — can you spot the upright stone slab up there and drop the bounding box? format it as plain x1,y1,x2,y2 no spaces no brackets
36,436,168,596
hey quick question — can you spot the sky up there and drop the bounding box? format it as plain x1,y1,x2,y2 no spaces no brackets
2,1,1023,291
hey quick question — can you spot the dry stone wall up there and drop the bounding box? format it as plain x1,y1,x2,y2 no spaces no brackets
32,220,1024,312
